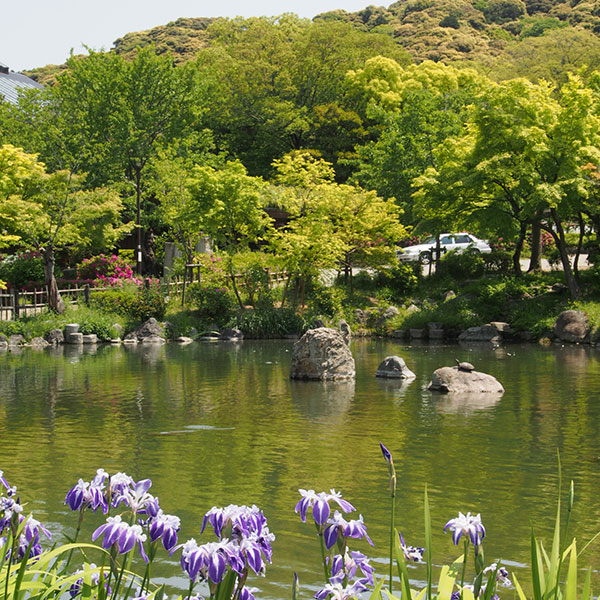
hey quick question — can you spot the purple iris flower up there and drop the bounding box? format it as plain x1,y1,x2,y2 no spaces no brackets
444,512,486,547
329,550,374,587
202,504,267,540
379,443,393,464
148,511,181,551
68,564,111,598
0,494,23,533
178,538,231,584
107,472,135,505
238,586,258,600
399,532,425,562
22,516,51,545
314,580,369,600
113,478,154,513
92,516,148,562
295,489,355,527
65,471,108,514
323,512,373,549
484,563,511,587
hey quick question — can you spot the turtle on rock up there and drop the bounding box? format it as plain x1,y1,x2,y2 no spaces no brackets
455,359,475,372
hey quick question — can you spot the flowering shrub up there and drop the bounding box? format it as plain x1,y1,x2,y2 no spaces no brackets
0,252,45,289
76,254,136,286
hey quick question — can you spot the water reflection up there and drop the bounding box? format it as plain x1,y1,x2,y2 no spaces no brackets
0,340,599,597
432,391,503,414
289,379,355,420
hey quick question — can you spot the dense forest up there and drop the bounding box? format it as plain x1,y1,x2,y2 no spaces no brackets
4,0,600,302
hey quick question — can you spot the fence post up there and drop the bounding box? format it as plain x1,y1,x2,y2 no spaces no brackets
145,278,150,290
13,288,19,319
84,284,90,306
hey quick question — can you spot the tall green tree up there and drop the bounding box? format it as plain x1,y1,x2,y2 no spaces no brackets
413,75,600,297
0,144,130,311
347,58,487,224
51,47,204,273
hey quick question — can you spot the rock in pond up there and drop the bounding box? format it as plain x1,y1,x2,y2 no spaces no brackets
28,337,50,348
553,310,590,343
428,366,504,394
376,356,416,379
128,318,166,342
45,328,64,345
220,327,243,341
290,327,355,381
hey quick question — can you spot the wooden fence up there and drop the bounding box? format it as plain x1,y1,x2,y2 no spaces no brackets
0,268,288,321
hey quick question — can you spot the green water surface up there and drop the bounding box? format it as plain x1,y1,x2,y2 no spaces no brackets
0,339,599,597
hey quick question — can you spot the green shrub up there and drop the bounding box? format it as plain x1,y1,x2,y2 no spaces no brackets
374,262,419,296
91,282,167,321
483,250,512,273
230,307,305,338
0,252,46,288
440,250,485,279
307,282,345,317
187,283,236,326
230,251,282,308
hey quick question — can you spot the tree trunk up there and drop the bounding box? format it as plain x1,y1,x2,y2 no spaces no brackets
549,209,580,299
573,212,585,283
512,223,527,276
528,219,542,272
43,247,65,314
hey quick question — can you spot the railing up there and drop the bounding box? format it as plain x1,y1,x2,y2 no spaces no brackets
0,269,287,321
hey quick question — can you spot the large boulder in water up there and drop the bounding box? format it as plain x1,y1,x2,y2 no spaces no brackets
126,318,166,342
290,327,355,380
428,366,504,394
553,310,590,343
376,356,416,379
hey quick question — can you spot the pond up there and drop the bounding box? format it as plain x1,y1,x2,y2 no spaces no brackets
1,339,599,598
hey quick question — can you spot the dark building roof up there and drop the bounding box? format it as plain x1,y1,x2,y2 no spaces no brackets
0,62,43,104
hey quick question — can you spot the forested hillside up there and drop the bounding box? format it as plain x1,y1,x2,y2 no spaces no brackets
5,0,600,300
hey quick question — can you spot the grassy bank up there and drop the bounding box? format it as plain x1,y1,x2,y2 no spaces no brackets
1,267,600,343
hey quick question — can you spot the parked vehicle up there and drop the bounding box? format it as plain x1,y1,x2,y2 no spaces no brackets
397,233,492,264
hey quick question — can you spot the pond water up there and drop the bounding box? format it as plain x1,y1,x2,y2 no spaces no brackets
1,339,599,598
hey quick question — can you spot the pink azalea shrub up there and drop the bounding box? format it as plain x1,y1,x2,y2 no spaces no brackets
76,254,138,287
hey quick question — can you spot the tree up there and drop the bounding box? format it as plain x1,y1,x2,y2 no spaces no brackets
186,161,273,306
0,144,130,311
347,58,487,224
268,151,405,304
413,75,600,297
51,47,204,274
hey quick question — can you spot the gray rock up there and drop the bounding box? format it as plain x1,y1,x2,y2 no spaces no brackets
220,327,243,341
428,322,444,339
553,310,590,343
29,336,49,348
45,328,64,345
353,309,366,325
140,334,166,345
129,318,166,342
64,323,80,337
290,327,355,380
313,318,326,328
443,290,456,301
0,334,7,348
381,306,400,320
389,329,407,340
339,319,351,345
110,338,122,344
458,324,502,343
376,355,416,379
176,336,194,345
489,321,511,333
405,304,419,315
122,337,138,345
428,366,504,394
9,335,25,347
82,334,98,344
67,332,84,345
409,328,425,339
112,323,124,337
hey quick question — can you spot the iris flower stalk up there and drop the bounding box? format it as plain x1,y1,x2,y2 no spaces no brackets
380,442,396,593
